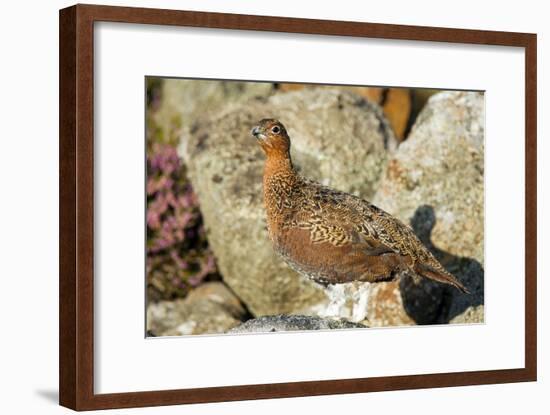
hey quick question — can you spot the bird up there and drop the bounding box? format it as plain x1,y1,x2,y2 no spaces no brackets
251,118,469,294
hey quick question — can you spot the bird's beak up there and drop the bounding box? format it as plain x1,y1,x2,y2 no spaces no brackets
251,126,266,140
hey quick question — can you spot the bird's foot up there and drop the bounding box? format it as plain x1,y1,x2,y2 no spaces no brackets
350,282,370,323
322,284,348,318
320,282,370,323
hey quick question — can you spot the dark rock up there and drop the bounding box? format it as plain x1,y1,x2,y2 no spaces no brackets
229,314,367,334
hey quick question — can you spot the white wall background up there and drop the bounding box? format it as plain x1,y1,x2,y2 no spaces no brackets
0,0,546,413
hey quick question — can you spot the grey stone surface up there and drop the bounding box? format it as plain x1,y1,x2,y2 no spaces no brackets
229,314,367,334
147,282,247,336
449,305,484,324
153,79,274,143
371,91,485,325
179,89,395,317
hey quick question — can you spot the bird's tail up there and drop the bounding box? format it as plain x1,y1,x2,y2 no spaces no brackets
413,263,470,294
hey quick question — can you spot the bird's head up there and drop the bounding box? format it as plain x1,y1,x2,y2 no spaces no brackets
251,119,290,156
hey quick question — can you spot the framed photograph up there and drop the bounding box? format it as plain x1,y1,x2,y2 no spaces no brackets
59,4,537,411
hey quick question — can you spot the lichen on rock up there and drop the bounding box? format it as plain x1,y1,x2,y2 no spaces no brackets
153,79,274,145
371,91,485,325
147,282,247,336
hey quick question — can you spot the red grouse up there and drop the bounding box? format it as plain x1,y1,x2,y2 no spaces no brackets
251,118,468,293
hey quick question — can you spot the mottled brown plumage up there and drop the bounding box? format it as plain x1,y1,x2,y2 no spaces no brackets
251,118,468,293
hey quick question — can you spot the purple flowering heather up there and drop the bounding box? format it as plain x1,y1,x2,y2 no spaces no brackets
146,142,220,301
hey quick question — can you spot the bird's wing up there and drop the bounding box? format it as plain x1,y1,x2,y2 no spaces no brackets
293,182,406,257
288,180,468,291
363,204,431,262
351,198,469,292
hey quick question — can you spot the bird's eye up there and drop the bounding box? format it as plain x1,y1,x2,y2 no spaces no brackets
271,126,280,134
